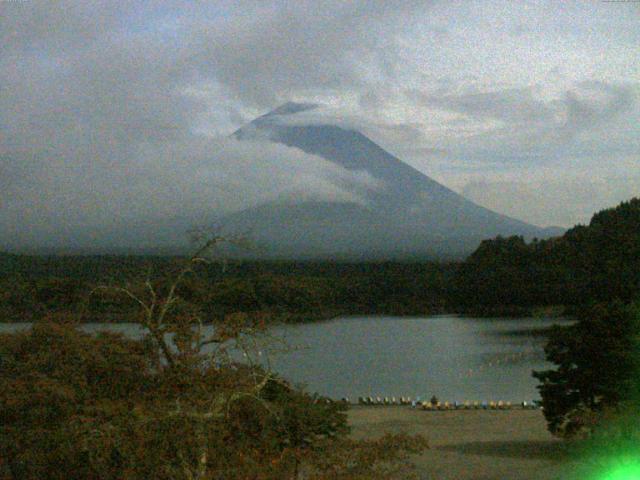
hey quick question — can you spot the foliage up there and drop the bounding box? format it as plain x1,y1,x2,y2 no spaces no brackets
0,242,427,479
454,197,640,314
0,255,454,323
533,301,640,437
454,236,543,309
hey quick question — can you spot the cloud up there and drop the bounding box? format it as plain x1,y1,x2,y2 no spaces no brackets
190,1,436,107
395,81,639,169
559,81,636,140
413,87,555,124
462,173,640,228
1,0,639,249
0,136,380,249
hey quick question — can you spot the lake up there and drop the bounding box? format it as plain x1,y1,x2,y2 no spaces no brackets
0,315,570,402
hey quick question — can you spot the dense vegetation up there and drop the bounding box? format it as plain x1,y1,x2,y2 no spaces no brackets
0,323,426,479
0,248,427,479
533,302,640,437
455,198,640,314
0,256,456,323
527,199,640,439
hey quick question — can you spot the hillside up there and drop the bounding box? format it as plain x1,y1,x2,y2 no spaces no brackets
227,102,559,259
454,197,640,312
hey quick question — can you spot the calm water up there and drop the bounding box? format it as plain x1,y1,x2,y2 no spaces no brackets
0,315,570,402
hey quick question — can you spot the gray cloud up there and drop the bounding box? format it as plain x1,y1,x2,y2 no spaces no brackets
1,136,380,249
560,81,636,140
398,81,639,165
413,87,555,124
462,174,640,228
181,0,436,108
1,1,639,248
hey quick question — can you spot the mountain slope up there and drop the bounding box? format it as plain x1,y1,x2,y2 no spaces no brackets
225,102,559,259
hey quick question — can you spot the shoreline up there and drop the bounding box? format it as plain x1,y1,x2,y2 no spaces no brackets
0,307,568,324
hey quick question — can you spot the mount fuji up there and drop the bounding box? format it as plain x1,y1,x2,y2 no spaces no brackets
223,102,561,259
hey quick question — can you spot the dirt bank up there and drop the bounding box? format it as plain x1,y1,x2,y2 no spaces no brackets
348,407,576,480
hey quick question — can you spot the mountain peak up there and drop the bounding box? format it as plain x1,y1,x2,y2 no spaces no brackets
233,101,321,139
227,104,556,259
267,102,319,116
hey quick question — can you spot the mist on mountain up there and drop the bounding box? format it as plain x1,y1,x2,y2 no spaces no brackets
222,102,562,259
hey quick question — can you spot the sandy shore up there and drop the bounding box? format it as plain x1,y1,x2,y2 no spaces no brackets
348,406,576,480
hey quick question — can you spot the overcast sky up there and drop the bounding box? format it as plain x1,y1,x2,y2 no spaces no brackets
1,0,639,249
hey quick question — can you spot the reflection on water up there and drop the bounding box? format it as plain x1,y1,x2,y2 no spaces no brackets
0,315,571,402
266,315,572,402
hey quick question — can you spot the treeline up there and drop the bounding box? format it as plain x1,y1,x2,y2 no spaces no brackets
0,254,456,323
454,198,640,314
1,197,638,322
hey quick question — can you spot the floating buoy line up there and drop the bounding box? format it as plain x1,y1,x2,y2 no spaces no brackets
317,397,542,410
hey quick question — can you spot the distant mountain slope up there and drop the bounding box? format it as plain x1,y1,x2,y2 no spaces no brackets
226,102,561,259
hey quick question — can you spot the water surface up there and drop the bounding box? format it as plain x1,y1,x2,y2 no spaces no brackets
267,315,569,402
1,315,570,402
